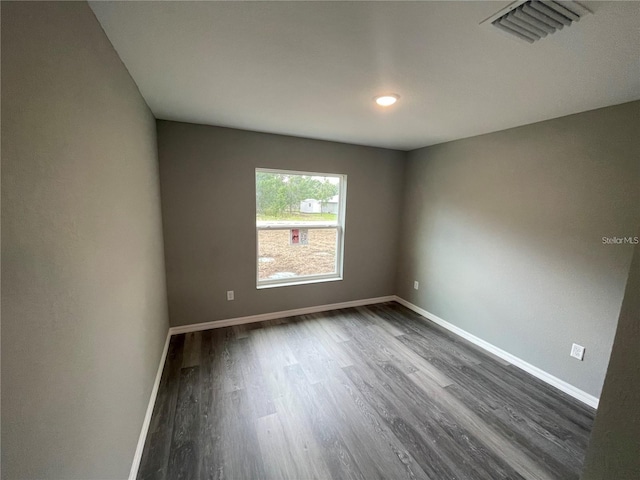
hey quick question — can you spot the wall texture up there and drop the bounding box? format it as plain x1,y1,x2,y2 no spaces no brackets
397,102,639,398
1,2,169,479
581,240,639,479
157,121,404,327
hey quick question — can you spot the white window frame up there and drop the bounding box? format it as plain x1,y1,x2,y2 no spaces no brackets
256,168,347,289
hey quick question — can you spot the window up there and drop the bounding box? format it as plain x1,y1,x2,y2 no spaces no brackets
256,168,346,288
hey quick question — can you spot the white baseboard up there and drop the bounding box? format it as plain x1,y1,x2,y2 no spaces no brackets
169,295,396,335
129,331,172,480
394,296,599,409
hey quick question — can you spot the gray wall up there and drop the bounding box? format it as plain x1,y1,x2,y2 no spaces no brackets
1,2,169,479
582,240,640,479
397,102,639,398
157,121,404,327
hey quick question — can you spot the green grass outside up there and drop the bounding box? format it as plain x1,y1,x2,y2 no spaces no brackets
256,212,337,222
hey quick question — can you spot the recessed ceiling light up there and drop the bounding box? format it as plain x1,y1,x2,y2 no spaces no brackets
375,94,399,107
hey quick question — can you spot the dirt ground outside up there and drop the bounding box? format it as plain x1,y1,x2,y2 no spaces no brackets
258,229,337,280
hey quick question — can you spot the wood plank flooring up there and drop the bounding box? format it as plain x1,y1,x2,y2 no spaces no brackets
138,302,595,480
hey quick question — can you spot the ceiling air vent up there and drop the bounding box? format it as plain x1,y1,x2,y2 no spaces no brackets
482,1,592,44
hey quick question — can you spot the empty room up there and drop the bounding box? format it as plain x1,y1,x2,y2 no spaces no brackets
2,1,639,479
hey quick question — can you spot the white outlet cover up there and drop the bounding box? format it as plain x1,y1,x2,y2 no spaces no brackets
414,281,419,290
227,290,234,301
570,343,585,361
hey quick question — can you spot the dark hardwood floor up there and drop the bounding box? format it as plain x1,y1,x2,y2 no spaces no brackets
138,302,595,480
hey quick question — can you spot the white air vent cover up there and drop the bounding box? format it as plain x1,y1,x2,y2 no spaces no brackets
482,1,592,43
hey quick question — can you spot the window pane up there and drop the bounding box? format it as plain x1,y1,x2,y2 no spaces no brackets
258,228,337,281
256,172,340,225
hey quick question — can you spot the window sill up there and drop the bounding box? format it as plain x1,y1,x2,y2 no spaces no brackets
256,275,343,289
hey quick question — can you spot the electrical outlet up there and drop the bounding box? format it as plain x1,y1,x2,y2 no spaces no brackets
570,343,585,361
413,281,419,290
227,290,234,301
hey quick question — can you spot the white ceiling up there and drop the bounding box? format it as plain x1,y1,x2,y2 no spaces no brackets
89,1,640,151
